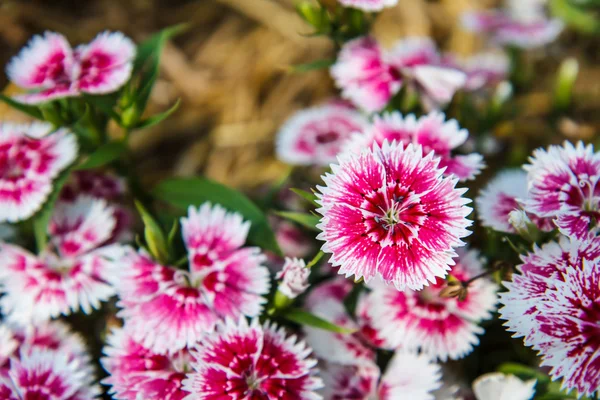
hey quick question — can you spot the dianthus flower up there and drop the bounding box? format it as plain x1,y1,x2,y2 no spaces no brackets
338,0,398,12
366,249,498,361
472,373,536,400
7,31,135,103
102,326,191,400
476,169,553,234
523,141,600,240
500,235,600,396
0,321,100,399
114,203,270,354
344,111,484,181
182,317,323,399
0,196,123,323
276,104,368,166
462,0,563,49
0,122,77,223
316,142,472,291
331,36,465,113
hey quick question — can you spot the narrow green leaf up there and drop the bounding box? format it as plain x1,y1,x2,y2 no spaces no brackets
152,177,281,255
0,94,43,119
133,24,188,112
283,309,356,334
33,170,72,251
82,94,122,124
290,188,319,207
135,200,169,264
289,59,334,73
549,0,600,34
274,211,320,231
134,99,181,130
497,362,551,386
75,142,126,170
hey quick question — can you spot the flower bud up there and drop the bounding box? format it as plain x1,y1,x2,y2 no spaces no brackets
508,209,540,242
275,258,310,301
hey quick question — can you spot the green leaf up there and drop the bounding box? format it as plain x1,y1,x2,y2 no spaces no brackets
290,188,319,207
550,0,600,34
497,363,551,386
33,170,72,251
290,59,334,73
282,309,356,334
82,94,122,124
75,142,126,170
132,24,188,113
134,99,181,129
152,177,281,255
0,94,43,120
274,211,320,231
135,200,170,264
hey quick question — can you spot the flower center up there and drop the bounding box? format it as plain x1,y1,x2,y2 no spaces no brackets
375,199,403,231
579,177,600,212
315,131,339,144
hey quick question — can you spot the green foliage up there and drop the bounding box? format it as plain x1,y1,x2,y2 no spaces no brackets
282,308,356,334
32,170,72,252
274,211,320,231
135,200,170,264
75,142,127,170
152,177,281,255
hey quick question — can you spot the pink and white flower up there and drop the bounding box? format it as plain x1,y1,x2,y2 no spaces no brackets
338,0,398,12
316,141,472,291
276,257,310,299
182,317,323,399
366,249,498,361
331,36,465,113
0,196,122,323
472,373,536,400
7,31,135,104
0,349,100,399
276,104,368,166
500,236,600,395
114,203,270,354
320,351,442,400
462,1,563,49
102,326,191,400
523,141,600,240
476,169,527,233
0,122,77,223
345,111,485,181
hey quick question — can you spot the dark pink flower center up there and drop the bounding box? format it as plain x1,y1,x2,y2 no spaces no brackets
315,131,340,144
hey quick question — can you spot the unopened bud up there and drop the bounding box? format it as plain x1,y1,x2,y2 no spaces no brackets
275,258,310,302
508,209,540,242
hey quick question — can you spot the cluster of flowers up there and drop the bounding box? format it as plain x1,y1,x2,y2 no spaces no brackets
0,0,595,399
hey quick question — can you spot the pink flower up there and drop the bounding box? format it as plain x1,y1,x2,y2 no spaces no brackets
462,2,563,49
0,122,77,223
366,249,498,361
338,0,398,12
316,141,472,291
102,326,191,400
476,169,553,234
182,317,323,399
523,141,600,240
331,37,465,113
0,349,100,399
345,111,485,181
501,237,600,397
472,373,536,400
276,258,310,299
0,320,93,372
444,51,509,92
273,219,314,259
276,104,368,166
321,351,442,400
0,196,122,324
114,203,270,354
7,31,135,104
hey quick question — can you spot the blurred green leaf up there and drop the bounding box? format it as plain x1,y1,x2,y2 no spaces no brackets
550,0,600,34
75,142,127,170
131,24,188,116
135,200,169,264
32,169,72,252
497,362,551,386
290,59,334,73
134,99,181,129
82,94,121,124
152,177,281,255
0,94,43,120
290,188,320,207
283,309,356,333
274,211,320,231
